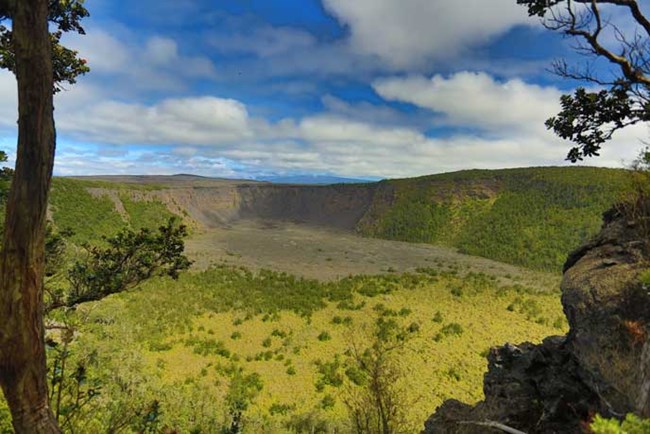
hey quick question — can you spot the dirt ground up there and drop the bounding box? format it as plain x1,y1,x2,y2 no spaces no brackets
185,219,560,290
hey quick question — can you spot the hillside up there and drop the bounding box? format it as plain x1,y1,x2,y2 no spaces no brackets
358,167,631,271
0,166,630,433
50,166,631,272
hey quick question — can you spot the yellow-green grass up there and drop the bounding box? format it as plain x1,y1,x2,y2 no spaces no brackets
64,267,564,432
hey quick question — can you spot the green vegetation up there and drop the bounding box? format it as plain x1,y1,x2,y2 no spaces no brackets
3,264,562,432
49,178,126,244
591,414,650,434
49,178,172,244
358,167,631,271
120,194,175,230
0,172,609,431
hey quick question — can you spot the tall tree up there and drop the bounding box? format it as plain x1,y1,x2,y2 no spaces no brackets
517,0,650,161
0,1,88,432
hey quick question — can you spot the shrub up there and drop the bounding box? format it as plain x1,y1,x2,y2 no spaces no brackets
434,323,464,342
321,394,336,410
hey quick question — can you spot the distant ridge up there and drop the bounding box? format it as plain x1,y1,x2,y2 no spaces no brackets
255,175,377,185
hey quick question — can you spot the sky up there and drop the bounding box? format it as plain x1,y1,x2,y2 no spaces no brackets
0,0,649,179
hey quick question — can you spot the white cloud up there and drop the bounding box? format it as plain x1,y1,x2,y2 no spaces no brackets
56,93,252,146
322,0,531,69
298,115,426,147
0,65,644,180
373,72,562,133
62,29,217,94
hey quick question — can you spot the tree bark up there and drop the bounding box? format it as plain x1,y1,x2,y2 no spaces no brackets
0,0,60,432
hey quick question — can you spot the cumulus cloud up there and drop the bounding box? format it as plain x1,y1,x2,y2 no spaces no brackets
56,94,252,146
0,65,644,180
373,72,562,133
322,0,531,69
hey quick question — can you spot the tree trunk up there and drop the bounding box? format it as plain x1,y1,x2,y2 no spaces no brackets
0,0,60,432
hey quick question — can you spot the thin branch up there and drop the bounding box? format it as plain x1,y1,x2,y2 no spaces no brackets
458,420,528,434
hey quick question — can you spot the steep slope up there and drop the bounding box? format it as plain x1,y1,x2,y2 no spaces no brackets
357,167,631,271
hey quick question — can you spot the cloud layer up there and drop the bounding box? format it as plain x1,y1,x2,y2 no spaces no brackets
322,0,530,68
0,2,646,180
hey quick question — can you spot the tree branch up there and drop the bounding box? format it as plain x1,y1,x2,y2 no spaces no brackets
458,420,528,434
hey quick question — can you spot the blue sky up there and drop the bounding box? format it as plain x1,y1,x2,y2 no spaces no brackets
0,0,648,179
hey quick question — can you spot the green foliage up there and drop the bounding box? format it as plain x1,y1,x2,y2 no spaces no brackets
317,331,332,342
185,337,230,358
359,167,630,271
65,218,191,307
316,358,344,390
517,1,650,162
640,270,650,287
120,195,175,231
342,316,417,434
0,403,10,434
591,414,650,434
50,179,125,244
0,0,90,92
434,323,464,342
29,264,563,432
320,395,336,410
224,366,263,433
0,149,12,234
0,150,10,204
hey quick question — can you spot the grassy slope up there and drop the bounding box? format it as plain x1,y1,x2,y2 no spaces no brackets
66,266,564,433
357,167,631,271
49,178,174,243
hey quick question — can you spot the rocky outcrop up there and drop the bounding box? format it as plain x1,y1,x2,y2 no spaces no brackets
424,206,650,433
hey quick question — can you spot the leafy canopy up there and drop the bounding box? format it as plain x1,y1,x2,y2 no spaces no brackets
517,0,650,161
64,218,192,308
0,0,90,91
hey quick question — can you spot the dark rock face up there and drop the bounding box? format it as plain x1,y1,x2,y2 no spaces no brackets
424,207,650,433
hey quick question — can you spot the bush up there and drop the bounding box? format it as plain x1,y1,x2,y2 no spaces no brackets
317,331,332,342
434,323,464,342
321,394,336,410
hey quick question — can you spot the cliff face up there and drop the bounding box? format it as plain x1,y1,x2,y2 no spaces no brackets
92,182,377,230
424,206,650,433
235,184,376,230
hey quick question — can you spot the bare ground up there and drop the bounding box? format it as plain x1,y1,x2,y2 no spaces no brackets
186,219,560,290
